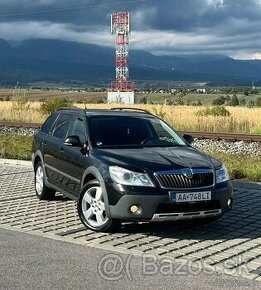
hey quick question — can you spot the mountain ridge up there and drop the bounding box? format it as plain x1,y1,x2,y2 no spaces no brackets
0,38,261,86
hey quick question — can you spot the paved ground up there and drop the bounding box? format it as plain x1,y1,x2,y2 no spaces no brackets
0,160,261,284
1,228,261,290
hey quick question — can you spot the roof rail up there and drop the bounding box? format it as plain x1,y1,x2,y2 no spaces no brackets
56,106,84,111
110,107,152,114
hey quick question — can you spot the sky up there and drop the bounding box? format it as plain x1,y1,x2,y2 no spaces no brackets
0,0,260,59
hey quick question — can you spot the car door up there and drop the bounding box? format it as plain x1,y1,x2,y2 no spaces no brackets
44,113,74,188
58,114,88,197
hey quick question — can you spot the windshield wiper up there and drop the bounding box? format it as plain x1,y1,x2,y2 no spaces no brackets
96,144,144,149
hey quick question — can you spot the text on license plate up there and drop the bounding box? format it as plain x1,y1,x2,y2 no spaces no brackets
172,191,211,203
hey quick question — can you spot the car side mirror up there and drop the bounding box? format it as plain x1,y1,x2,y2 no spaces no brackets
64,135,81,147
183,134,194,144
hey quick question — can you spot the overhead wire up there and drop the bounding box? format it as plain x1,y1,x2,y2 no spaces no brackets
0,0,149,19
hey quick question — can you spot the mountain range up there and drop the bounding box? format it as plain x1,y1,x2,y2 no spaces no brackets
0,38,261,86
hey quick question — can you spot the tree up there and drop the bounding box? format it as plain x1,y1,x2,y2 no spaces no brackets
239,96,246,106
139,96,147,104
247,100,255,108
212,96,226,105
230,95,239,106
176,93,184,105
255,97,261,107
244,89,249,96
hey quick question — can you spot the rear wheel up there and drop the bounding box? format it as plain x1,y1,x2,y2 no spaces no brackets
34,161,56,200
78,180,120,232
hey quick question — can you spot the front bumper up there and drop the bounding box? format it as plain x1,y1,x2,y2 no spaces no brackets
151,209,222,222
107,181,233,222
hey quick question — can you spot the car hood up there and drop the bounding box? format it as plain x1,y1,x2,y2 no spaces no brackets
94,146,215,173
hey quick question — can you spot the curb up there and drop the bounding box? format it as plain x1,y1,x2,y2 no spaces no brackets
232,180,261,190
0,158,32,166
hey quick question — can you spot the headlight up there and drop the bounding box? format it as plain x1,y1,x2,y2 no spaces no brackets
215,164,229,183
109,166,155,187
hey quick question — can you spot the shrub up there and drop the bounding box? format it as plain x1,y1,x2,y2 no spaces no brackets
4,96,10,101
247,100,255,108
239,97,246,106
229,95,239,106
212,96,226,105
139,96,148,104
196,106,230,117
40,98,73,114
11,89,30,114
255,97,261,107
152,106,167,119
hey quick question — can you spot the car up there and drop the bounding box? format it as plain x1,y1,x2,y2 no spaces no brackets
32,107,233,232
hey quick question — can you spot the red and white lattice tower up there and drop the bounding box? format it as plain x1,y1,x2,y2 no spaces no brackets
107,12,135,104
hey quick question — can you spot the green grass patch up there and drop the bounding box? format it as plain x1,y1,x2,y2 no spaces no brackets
0,133,33,160
204,151,261,182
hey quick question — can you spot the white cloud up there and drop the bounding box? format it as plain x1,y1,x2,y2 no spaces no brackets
253,52,261,60
1,19,261,60
0,21,112,45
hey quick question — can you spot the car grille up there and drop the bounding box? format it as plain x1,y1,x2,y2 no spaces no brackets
155,200,220,214
155,169,214,189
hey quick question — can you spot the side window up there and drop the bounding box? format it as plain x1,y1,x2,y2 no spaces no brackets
67,117,86,144
41,113,58,134
52,113,74,140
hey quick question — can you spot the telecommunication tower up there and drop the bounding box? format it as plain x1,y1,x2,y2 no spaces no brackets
107,12,135,104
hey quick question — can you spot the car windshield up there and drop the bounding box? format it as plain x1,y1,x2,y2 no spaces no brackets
89,116,187,148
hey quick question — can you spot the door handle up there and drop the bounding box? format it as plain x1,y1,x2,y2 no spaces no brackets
60,147,64,154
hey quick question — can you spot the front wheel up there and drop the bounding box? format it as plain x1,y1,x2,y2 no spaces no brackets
78,180,120,232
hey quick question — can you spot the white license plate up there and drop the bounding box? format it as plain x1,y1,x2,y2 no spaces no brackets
172,191,211,203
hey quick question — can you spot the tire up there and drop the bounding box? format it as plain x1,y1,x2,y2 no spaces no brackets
34,161,56,200
78,180,120,232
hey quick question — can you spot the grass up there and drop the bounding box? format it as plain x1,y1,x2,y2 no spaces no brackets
0,134,32,160
0,102,261,134
202,151,261,182
0,89,106,102
135,93,261,106
0,133,260,182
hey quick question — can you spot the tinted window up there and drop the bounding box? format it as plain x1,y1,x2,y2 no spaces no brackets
90,116,150,147
89,116,186,148
53,122,70,139
67,117,86,144
52,113,74,140
41,113,58,134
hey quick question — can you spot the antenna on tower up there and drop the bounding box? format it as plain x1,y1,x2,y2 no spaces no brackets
107,12,135,104
252,80,256,90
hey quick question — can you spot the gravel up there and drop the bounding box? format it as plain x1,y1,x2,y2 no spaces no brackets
0,126,38,136
0,126,260,157
193,139,261,157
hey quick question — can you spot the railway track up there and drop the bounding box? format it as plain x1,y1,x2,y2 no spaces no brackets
0,121,261,142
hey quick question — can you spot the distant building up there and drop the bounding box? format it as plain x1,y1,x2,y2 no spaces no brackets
196,88,206,93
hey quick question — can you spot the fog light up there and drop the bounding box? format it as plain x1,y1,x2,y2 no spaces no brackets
227,198,232,206
130,204,139,214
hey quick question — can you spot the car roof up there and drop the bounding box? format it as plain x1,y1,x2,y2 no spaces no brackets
56,107,155,118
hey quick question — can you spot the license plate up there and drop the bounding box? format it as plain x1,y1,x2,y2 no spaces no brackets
172,191,211,203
